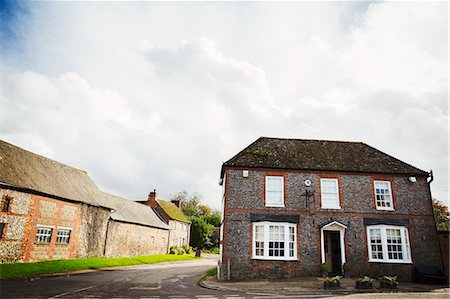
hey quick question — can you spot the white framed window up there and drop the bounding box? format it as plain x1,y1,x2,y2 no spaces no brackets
252,222,297,260
265,176,284,207
56,227,72,244
320,178,340,209
36,225,53,243
374,180,394,210
367,225,411,263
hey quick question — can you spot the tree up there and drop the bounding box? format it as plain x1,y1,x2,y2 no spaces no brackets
171,191,221,250
433,199,450,231
190,217,213,249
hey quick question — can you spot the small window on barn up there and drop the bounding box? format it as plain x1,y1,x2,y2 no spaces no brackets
36,225,53,243
1,195,12,213
56,227,72,244
0,223,6,239
151,236,155,244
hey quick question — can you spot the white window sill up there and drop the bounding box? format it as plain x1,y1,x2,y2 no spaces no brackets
376,207,395,211
252,256,298,261
368,259,412,264
321,206,341,210
265,204,285,208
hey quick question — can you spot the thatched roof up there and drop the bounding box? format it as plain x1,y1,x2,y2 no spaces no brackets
221,137,428,178
102,193,169,229
0,140,169,230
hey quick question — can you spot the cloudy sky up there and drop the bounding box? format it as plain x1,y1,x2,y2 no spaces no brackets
1,1,448,209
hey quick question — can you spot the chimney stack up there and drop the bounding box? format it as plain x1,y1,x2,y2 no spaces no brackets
148,189,157,205
171,199,181,208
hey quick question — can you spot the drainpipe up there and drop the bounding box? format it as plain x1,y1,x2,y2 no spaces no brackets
427,170,445,271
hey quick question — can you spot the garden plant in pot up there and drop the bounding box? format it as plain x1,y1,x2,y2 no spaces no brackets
321,276,342,289
379,276,399,289
320,263,329,278
356,276,374,289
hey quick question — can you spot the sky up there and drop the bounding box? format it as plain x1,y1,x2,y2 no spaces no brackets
0,1,448,210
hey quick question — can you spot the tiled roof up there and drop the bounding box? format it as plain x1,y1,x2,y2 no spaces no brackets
221,137,427,178
157,199,190,223
102,193,169,230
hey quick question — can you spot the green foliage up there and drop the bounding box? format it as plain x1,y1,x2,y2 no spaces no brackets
190,216,214,250
343,262,351,272
320,276,342,283
0,254,196,280
433,199,450,231
206,267,217,277
379,275,399,284
172,191,221,251
201,248,220,254
243,149,268,156
357,276,374,283
169,245,193,255
320,263,329,271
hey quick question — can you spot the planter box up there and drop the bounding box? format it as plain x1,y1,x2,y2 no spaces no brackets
324,281,340,289
380,281,397,289
356,281,373,289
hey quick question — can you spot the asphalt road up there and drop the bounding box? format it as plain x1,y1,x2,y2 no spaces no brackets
1,254,243,299
1,255,449,299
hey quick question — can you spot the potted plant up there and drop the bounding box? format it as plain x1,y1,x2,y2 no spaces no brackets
321,275,342,289
356,276,374,289
379,275,398,289
320,263,329,277
343,262,351,278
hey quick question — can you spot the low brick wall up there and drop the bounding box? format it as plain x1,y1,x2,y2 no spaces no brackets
105,221,169,257
438,231,449,275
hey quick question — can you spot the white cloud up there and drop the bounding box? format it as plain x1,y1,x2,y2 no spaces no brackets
2,1,448,208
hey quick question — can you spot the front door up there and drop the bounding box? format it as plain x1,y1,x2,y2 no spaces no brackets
324,231,342,275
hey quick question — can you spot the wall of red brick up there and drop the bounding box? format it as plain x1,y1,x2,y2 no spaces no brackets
23,195,81,261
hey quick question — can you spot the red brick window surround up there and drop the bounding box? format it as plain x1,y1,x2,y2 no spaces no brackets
264,176,285,207
319,177,341,209
373,180,394,211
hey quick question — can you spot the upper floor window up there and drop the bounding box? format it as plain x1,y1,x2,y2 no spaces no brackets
265,176,284,207
367,225,411,263
56,227,72,244
252,222,297,260
320,178,340,209
374,181,394,210
1,195,12,213
36,225,53,243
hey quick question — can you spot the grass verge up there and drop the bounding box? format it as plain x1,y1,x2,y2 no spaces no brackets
0,253,197,280
199,267,218,284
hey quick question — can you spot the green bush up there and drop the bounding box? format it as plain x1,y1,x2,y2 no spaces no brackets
181,245,193,254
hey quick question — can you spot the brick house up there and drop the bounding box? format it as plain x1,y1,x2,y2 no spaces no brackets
218,137,443,281
139,190,191,248
0,140,169,263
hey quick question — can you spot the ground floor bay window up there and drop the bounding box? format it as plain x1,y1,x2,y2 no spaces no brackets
252,222,297,260
367,225,412,263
